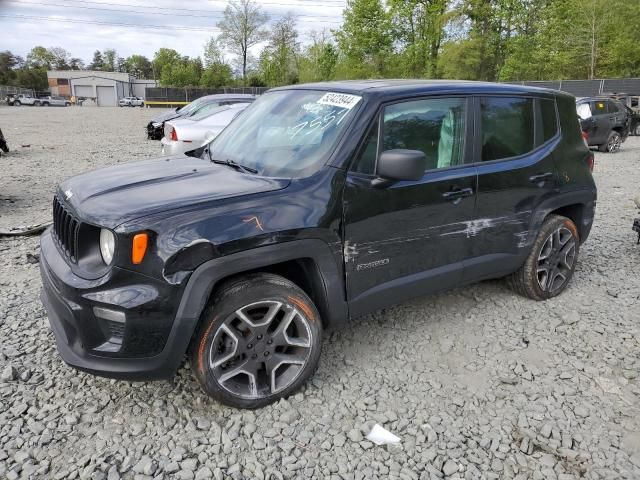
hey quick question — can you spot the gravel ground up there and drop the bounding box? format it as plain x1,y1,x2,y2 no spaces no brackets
1,106,640,480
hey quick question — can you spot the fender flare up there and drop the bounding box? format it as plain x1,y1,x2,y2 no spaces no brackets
174,239,348,334
528,188,596,244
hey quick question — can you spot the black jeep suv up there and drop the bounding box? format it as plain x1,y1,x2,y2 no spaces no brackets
576,97,630,152
40,81,597,408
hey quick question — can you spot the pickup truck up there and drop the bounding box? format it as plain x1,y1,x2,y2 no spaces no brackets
39,96,71,107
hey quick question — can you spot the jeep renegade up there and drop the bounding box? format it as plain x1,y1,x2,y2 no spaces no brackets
40,80,597,408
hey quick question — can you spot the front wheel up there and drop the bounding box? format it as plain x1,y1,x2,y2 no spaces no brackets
34,101,41,106
190,273,323,409
507,215,579,300
14,100,21,106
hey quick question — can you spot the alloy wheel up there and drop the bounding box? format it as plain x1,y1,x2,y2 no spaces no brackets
209,300,313,399
608,133,621,152
536,226,576,293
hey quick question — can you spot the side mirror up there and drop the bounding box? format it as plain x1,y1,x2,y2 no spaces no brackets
377,149,426,182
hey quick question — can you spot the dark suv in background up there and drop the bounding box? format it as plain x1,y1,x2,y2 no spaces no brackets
40,81,596,408
577,97,630,152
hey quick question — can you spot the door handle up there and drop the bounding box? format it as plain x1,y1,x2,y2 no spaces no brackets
529,172,554,183
442,187,474,199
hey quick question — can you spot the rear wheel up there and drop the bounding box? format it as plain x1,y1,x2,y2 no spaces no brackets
14,100,21,106
190,273,323,408
34,100,41,106
603,131,622,153
507,215,579,300
42,102,49,107
634,124,640,136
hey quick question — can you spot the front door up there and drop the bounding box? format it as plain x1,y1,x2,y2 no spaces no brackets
343,96,477,316
467,95,560,280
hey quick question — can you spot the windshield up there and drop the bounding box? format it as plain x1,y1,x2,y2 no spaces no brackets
180,97,209,115
208,90,362,177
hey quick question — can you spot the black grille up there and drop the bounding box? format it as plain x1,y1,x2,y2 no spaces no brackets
105,320,125,339
52,196,81,263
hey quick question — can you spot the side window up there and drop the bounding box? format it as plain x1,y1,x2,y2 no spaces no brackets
481,96,534,161
540,98,558,142
592,100,607,115
382,97,467,171
576,103,592,120
351,120,379,174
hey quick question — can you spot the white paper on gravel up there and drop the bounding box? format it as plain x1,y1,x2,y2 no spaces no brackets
366,424,401,445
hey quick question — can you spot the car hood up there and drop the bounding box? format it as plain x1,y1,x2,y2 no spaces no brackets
150,109,184,124
58,156,290,229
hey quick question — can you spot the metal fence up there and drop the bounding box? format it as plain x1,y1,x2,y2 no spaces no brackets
0,85,35,99
506,78,640,97
145,86,269,104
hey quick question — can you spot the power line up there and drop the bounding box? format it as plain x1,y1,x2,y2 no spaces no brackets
8,0,345,22
0,13,222,31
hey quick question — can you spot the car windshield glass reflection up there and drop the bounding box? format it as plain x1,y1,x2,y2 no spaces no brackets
208,90,361,178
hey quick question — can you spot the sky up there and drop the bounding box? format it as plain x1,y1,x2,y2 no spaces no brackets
0,0,345,64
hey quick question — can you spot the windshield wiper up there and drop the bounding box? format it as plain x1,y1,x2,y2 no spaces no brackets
211,158,258,174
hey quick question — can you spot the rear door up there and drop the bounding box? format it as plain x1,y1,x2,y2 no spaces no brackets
466,95,560,280
589,100,610,144
343,96,477,315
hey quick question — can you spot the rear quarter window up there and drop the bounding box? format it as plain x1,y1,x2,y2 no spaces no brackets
540,99,558,142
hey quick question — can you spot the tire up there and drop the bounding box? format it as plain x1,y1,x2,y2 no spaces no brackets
190,273,323,409
65,102,70,107
507,215,579,301
14,100,21,106
34,101,41,106
634,124,640,136
603,131,622,153
42,102,49,107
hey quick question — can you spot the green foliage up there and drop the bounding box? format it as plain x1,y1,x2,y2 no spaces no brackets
258,13,299,86
298,33,338,83
334,0,393,77
123,55,153,79
200,63,234,87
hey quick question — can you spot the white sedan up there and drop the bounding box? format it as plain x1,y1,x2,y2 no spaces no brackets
161,103,249,156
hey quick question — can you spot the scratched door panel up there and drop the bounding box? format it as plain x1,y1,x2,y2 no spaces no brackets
471,96,559,270
343,167,476,301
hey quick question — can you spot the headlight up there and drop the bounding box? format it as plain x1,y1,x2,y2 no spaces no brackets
99,229,115,265
152,122,161,127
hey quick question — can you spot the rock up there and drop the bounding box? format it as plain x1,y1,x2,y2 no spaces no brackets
442,460,458,476
195,466,213,480
347,429,363,443
1,364,17,382
561,311,580,325
574,406,589,418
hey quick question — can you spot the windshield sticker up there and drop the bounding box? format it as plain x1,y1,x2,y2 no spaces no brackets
317,92,361,110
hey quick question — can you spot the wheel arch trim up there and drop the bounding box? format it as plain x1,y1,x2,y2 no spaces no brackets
175,239,348,333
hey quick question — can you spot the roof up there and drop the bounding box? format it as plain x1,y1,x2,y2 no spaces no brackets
271,79,564,98
198,94,256,101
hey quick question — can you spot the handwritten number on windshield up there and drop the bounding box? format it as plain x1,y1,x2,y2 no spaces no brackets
289,109,348,139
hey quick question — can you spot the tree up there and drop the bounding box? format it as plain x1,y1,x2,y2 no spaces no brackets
200,63,234,87
259,13,299,86
160,57,203,87
298,31,338,82
217,0,268,85
203,36,226,67
388,0,450,78
124,54,153,78
26,46,55,69
69,57,85,70
102,48,118,72
89,50,105,70
334,0,392,77
153,48,183,81
0,51,20,84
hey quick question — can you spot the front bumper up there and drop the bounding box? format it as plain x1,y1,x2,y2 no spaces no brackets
39,228,197,380
146,122,163,140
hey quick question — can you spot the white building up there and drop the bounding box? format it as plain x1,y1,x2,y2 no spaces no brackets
47,70,156,106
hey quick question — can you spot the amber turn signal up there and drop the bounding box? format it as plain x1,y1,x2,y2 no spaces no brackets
131,233,148,264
